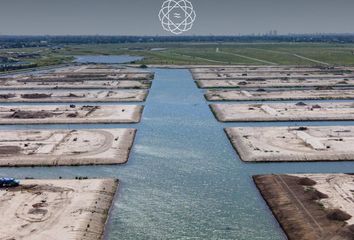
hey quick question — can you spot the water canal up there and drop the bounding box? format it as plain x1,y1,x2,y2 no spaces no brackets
1,66,354,239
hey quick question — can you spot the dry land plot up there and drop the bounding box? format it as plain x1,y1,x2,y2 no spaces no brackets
33,64,154,80
0,89,148,102
190,66,354,74
205,89,354,101
254,174,354,240
0,105,143,124
196,78,354,89
211,102,354,122
0,128,135,166
226,126,354,162
27,72,154,81
0,79,152,90
192,72,354,80
0,178,118,240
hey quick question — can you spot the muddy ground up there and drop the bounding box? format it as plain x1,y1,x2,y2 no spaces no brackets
254,174,354,240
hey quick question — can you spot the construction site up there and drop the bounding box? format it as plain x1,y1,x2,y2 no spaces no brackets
0,63,153,239
0,178,118,240
191,65,354,239
1,63,354,239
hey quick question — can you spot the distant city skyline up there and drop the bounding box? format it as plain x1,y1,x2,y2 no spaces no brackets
0,0,354,35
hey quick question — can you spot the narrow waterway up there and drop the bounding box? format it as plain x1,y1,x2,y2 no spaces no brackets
1,68,354,239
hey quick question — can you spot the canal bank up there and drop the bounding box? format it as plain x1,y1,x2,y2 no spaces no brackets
1,68,354,239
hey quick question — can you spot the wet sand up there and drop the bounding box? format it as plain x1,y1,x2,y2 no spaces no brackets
226,126,354,162
0,105,143,124
0,178,118,240
0,128,136,166
254,174,354,240
211,102,354,122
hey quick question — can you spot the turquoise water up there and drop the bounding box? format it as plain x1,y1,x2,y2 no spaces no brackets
74,55,143,64
1,68,354,239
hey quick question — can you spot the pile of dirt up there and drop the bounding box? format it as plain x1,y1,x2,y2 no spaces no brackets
21,93,52,99
67,93,80,98
308,189,329,200
315,86,334,90
0,93,15,99
10,111,55,119
327,209,352,221
298,177,317,186
253,174,350,240
295,102,307,106
67,112,78,118
0,145,21,154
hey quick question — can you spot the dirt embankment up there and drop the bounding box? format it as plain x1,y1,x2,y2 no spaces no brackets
254,174,354,240
0,179,118,240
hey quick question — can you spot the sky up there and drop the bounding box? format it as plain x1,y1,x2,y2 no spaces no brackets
0,0,353,35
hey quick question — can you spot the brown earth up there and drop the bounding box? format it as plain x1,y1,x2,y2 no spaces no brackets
254,174,354,240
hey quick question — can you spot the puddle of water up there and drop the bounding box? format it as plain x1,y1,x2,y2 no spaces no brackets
0,68,353,239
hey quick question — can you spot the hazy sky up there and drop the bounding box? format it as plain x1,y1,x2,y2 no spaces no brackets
0,0,353,35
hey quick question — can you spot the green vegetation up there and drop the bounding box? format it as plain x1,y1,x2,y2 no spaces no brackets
59,42,354,66
2,42,354,70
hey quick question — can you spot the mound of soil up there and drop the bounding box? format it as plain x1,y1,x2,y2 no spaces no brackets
0,93,16,99
238,81,248,86
327,209,352,221
67,93,81,98
0,145,21,154
308,189,329,200
298,177,317,186
296,102,307,106
253,174,351,240
28,208,48,215
67,112,78,118
315,86,334,90
21,93,52,99
10,111,55,119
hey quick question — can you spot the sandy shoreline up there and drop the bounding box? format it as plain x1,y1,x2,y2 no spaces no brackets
0,178,118,240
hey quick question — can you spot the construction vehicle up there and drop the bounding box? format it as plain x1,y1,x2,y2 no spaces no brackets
0,178,20,187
